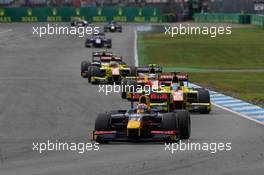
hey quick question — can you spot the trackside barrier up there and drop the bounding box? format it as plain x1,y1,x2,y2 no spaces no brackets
0,7,160,23
251,15,264,28
194,13,251,24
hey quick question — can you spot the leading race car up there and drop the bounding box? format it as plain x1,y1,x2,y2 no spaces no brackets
104,21,122,32
85,32,112,48
71,17,91,27
92,95,191,143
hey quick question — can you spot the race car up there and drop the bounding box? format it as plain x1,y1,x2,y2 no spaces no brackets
70,17,91,27
120,64,162,99
159,72,211,113
81,50,126,78
127,72,211,114
92,95,191,143
86,58,133,84
85,32,112,48
104,21,122,32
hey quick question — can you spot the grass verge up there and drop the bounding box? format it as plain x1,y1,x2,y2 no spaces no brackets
138,27,264,107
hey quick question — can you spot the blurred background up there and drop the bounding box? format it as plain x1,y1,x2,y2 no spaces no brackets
0,0,263,21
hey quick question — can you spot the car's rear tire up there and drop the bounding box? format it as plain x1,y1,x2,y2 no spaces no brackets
175,110,191,139
81,61,91,78
87,66,92,83
121,78,128,99
89,66,102,84
197,88,211,114
130,67,137,76
127,79,138,93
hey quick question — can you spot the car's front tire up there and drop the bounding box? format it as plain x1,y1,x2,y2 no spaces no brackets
81,61,91,78
94,113,112,144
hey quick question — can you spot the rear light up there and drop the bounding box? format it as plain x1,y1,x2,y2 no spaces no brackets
151,131,176,135
94,131,116,135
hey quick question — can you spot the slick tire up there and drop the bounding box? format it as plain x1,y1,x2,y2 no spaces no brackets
87,66,92,83
127,79,138,94
162,113,178,142
95,113,111,131
94,113,111,144
197,88,211,114
175,110,191,139
121,78,128,99
81,61,91,78
89,66,101,84
129,66,137,76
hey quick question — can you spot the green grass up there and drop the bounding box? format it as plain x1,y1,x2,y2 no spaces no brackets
139,27,264,106
189,72,264,106
142,28,264,69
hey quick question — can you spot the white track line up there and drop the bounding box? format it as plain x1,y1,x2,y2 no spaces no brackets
134,29,139,67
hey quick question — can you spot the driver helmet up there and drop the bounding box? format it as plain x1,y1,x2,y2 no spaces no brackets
171,83,180,91
148,73,156,81
136,103,149,114
100,49,107,55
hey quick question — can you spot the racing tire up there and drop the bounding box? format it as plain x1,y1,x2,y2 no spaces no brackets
87,66,92,83
107,44,112,49
162,113,177,130
85,40,91,48
129,67,137,76
197,88,211,114
121,78,129,99
81,61,91,78
85,43,91,48
162,113,177,142
89,66,102,84
175,110,191,139
106,40,112,48
94,113,112,144
95,113,111,131
127,79,138,94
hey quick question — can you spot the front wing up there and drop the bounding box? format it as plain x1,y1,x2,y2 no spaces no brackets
92,130,179,143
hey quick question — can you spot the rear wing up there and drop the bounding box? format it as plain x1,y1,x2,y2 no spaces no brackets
159,72,189,85
92,55,123,63
131,92,170,103
136,66,162,74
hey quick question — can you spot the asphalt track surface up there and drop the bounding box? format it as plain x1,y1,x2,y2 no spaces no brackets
0,23,263,175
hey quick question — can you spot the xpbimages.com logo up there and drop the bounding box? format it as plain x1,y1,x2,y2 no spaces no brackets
32,24,100,38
